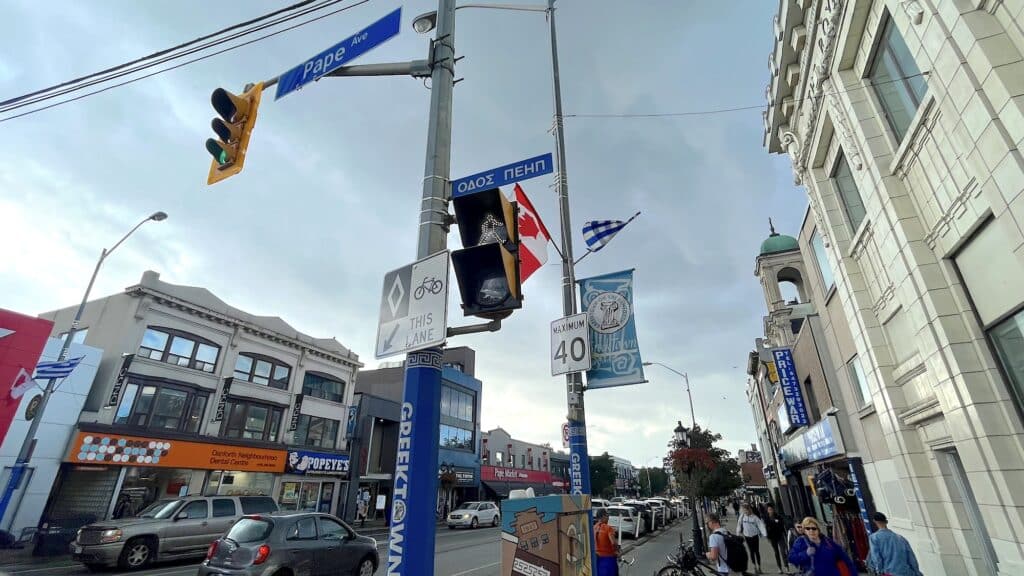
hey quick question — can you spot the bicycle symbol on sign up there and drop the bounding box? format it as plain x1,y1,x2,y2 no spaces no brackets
413,277,444,300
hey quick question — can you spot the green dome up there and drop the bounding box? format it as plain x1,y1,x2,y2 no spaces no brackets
760,232,799,255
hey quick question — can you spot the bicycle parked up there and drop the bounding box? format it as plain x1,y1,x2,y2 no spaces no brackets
656,535,715,576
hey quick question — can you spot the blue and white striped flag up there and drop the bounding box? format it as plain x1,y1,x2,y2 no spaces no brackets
34,356,84,380
582,211,641,253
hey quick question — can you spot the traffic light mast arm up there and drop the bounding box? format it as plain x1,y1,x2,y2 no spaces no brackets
446,319,501,338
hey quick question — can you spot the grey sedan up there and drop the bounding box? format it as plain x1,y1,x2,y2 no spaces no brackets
198,512,378,576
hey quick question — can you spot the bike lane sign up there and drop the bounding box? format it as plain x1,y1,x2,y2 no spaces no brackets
375,251,450,359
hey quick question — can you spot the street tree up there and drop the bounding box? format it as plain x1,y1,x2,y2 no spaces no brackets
668,425,742,501
589,453,617,498
638,467,669,496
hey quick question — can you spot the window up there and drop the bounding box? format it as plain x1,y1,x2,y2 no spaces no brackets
58,329,88,345
318,517,348,541
294,415,340,449
991,309,1024,405
239,496,278,514
868,16,927,142
222,400,283,442
301,372,345,403
138,327,220,373
212,499,236,517
810,230,835,291
180,500,208,519
441,385,474,423
439,424,473,450
833,153,867,232
847,355,872,407
233,354,292,390
114,380,209,434
289,517,318,540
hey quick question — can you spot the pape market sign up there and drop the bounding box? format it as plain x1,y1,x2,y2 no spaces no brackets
550,313,591,376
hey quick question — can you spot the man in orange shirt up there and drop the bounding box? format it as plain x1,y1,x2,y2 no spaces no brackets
594,509,620,576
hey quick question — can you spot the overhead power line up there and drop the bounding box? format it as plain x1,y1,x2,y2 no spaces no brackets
0,0,371,123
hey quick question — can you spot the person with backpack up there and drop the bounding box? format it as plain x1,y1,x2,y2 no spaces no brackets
736,503,767,573
788,517,857,576
705,512,748,575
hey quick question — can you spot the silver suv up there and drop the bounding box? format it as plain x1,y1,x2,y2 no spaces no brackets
72,495,277,571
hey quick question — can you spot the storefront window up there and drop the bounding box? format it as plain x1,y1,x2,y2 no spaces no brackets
114,380,209,434
294,415,340,449
113,467,198,518
279,480,336,513
206,471,275,496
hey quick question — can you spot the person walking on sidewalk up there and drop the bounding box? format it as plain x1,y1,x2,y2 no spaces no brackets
705,513,742,575
867,512,922,576
594,509,620,576
788,517,856,576
736,503,767,573
764,504,790,574
732,500,741,517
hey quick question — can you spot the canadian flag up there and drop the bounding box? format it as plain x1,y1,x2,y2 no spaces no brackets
514,183,551,282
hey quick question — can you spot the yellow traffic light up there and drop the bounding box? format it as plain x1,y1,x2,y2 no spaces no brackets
451,187,523,319
206,82,263,185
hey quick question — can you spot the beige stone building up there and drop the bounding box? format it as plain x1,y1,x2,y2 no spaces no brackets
765,1,1024,574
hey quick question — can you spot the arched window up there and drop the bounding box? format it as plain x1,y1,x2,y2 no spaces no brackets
776,267,807,304
139,326,220,373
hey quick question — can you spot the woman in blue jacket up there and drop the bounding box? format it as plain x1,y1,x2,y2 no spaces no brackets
788,517,857,576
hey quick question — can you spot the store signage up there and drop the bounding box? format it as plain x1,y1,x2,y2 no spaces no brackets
776,402,793,434
285,449,350,477
772,348,809,427
345,404,358,439
105,353,135,407
0,309,52,445
288,393,304,432
848,458,873,535
804,417,842,462
213,377,233,422
481,465,552,484
65,431,286,473
439,465,476,486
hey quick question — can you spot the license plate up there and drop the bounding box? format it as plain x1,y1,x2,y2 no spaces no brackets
71,544,82,554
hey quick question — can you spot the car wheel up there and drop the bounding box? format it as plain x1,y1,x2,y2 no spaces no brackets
492,514,499,527
117,537,154,570
470,517,478,529
354,556,375,576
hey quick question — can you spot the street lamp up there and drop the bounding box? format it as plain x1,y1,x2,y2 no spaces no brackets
411,2,548,34
0,210,168,526
672,420,705,555
644,361,697,429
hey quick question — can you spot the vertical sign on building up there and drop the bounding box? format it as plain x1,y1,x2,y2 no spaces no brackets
289,394,304,432
213,377,233,422
771,348,809,427
106,353,135,407
346,404,358,440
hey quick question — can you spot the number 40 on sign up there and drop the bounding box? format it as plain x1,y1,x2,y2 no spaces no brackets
550,313,591,376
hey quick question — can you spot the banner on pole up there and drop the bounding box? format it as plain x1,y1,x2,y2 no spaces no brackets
577,269,646,389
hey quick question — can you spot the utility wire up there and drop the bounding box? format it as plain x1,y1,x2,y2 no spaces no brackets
1,0,363,115
0,0,320,108
565,72,928,120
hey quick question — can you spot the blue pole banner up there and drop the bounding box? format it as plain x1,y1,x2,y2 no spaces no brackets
577,269,646,389
771,348,810,427
386,348,442,575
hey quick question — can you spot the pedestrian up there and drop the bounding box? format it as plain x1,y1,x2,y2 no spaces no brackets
788,517,857,576
732,499,740,517
705,512,743,575
736,503,767,573
764,504,790,574
594,509,620,576
357,498,368,527
867,512,922,576
786,520,804,555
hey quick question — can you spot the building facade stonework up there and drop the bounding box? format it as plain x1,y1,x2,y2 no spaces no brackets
765,1,1024,574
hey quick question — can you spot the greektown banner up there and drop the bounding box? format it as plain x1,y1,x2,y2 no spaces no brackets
577,269,646,389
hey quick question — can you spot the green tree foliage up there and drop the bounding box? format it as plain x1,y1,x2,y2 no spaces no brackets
589,452,617,498
669,425,742,500
638,467,669,496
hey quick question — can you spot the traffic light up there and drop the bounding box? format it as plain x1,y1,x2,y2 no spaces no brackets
451,188,522,320
205,82,263,185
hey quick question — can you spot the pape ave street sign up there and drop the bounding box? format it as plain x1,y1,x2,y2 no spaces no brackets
550,313,591,376
275,7,402,100
375,251,450,359
451,153,553,198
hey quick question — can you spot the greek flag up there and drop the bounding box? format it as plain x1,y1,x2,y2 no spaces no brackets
581,211,641,255
34,357,84,380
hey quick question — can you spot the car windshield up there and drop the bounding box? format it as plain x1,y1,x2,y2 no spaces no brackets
137,500,183,519
607,508,629,517
460,503,481,510
226,518,274,543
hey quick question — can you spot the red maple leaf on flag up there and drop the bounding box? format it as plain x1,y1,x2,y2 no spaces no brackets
519,212,540,239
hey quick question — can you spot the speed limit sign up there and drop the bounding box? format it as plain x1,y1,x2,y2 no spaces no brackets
550,313,591,376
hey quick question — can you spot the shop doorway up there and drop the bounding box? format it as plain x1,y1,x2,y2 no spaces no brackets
279,480,336,513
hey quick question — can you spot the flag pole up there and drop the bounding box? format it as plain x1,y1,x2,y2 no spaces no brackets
574,211,642,265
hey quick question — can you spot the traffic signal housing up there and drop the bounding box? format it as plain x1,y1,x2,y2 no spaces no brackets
206,82,263,185
451,187,522,320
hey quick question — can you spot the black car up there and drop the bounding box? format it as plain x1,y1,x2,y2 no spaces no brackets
198,512,378,576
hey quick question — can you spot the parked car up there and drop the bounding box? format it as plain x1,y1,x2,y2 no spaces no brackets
649,497,676,521
624,500,656,533
447,501,500,529
591,498,610,512
644,499,666,528
72,495,278,571
605,506,642,539
199,512,378,576
618,502,649,535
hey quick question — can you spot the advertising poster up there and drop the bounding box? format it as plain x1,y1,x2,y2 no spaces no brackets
577,270,646,389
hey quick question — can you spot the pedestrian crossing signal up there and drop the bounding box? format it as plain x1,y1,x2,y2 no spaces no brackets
451,188,522,319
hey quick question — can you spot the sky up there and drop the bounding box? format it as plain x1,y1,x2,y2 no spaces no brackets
0,0,805,466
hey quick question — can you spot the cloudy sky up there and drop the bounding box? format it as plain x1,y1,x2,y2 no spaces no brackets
1,0,804,465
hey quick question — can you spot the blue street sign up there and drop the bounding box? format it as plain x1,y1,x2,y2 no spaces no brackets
275,7,402,100
451,153,553,197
